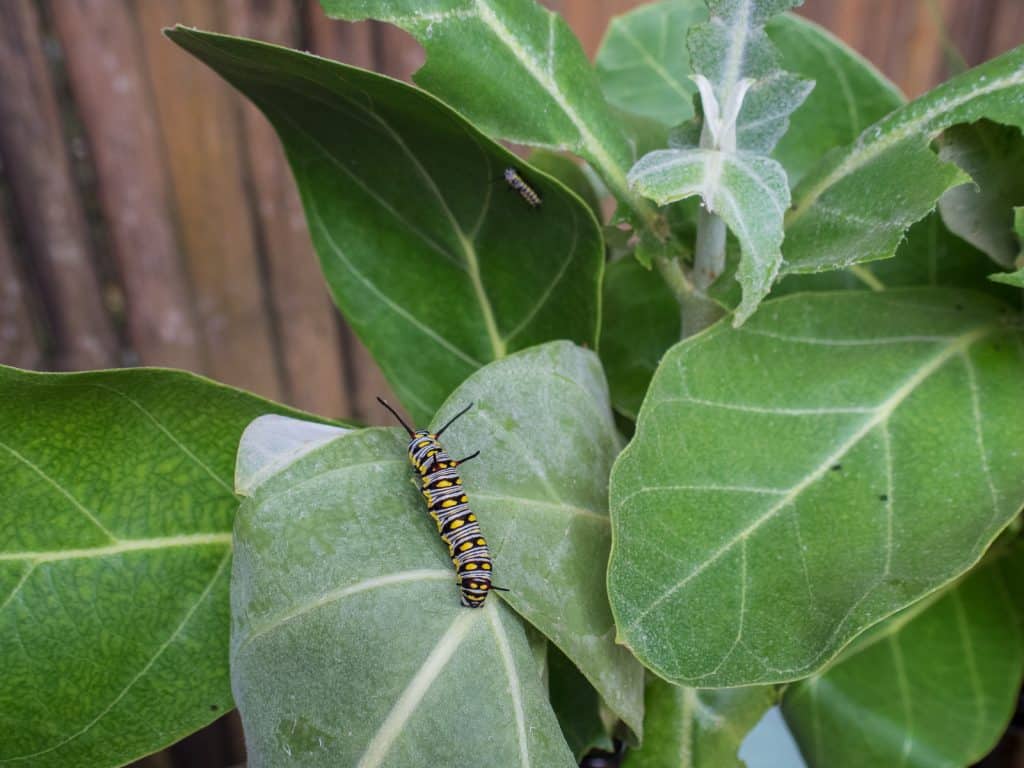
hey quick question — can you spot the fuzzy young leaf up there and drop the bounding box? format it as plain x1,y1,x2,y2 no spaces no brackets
595,3,902,186
232,342,643,754
687,0,814,154
938,120,1024,268
629,148,789,323
317,0,659,229
784,46,1024,275
233,425,574,767
168,28,603,424
608,289,1024,687
783,552,1024,768
623,680,775,768
0,366,320,768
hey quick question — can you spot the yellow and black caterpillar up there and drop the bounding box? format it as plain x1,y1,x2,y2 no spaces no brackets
378,398,503,608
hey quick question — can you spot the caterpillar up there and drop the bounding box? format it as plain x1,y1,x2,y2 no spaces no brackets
378,397,505,608
503,167,542,208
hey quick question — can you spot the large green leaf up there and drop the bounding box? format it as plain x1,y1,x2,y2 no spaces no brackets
628,148,789,323
937,120,1024,268
231,342,643,758
622,679,775,768
608,289,1024,687
0,366,317,768
233,422,574,767
427,342,643,735
783,551,1024,767
317,0,659,230
168,28,603,424
783,46,1024,275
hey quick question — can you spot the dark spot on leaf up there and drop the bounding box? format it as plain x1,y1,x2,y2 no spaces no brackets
955,303,964,310
210,704,219,711
831,464,842,471
879,494,889,502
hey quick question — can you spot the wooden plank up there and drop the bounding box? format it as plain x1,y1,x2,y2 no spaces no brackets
49,0,204,372
135,0,284,400
372,23,424,82
987,0,1024,61
304,5,399,424
0,198,43,369
225,0,348,417
305,3,376,70
545,0,639,59
0,0,117,370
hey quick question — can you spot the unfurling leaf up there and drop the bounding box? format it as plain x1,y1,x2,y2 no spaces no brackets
628,148,789,323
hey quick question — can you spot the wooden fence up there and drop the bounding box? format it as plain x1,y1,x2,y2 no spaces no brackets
0,1,1021,766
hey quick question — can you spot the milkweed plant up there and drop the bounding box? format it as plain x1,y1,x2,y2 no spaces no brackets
2,1,1023,767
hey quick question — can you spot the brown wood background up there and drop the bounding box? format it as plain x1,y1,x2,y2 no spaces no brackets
0,1,1021,766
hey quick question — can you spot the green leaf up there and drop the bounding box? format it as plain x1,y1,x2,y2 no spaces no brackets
628,148,789,323
767,14,904,186
937,120,1024,268
988,268,1024,287
600,257,681,419
777,211,1022,299
0,366,319,768
623,680,776,768
429,342,643,735
608,289,1024,687
992,205,1024,285
686,0,813,155
548,646,614,760
595,0,705,129
168,28,603,424
234,422,574,767
783,46,1024,275
783,552,1024,767
318,0,659,230
232,342,643,754
991,215,1024,285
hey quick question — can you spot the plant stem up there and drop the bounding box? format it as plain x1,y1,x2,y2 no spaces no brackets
693,206,727,292
655,254,726,337
654,254,692,302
